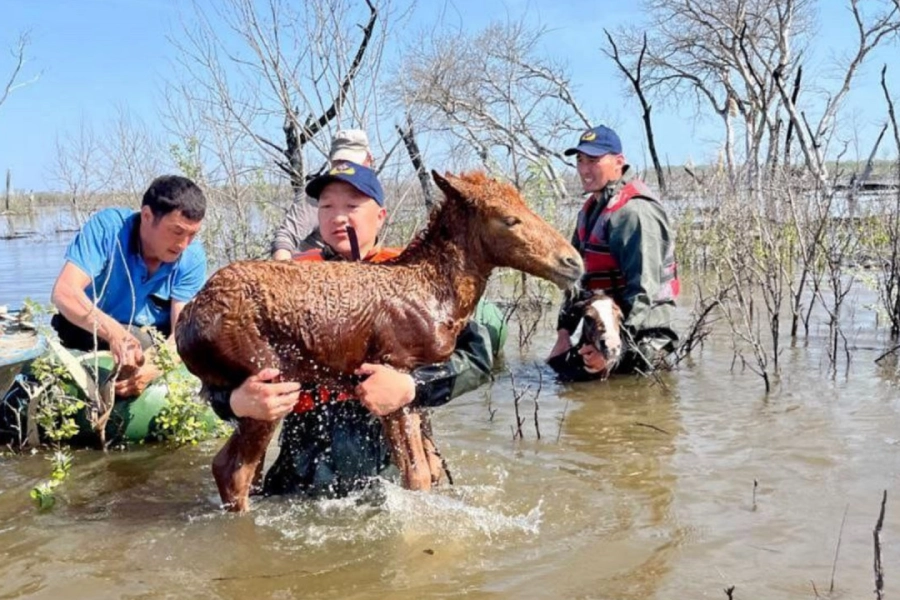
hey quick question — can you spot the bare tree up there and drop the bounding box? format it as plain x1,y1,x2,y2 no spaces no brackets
771,0,900,185
51,110,166,220
102,106,165,204
0,31,39,112
610,0,898,193
52,119,112,220
611,0,818,193
167,0,387,191
876,65,900,336
163,0,393,263
397,17,591,206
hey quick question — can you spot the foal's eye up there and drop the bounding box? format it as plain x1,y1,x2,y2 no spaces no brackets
503,216,521,227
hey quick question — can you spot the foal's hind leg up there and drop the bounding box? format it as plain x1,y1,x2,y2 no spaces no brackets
419,412,449,486
383,410,433,491
212,417,278,512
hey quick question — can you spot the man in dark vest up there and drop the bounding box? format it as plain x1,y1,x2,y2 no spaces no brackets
547,125,679,380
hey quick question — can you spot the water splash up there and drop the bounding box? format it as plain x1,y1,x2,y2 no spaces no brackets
248,479,542,547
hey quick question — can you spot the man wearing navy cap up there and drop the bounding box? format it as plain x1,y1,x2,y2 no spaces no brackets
271,129,376,260
303,161,387,260
547,125,679,378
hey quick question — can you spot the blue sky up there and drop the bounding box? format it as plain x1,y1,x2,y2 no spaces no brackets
0,0,897,191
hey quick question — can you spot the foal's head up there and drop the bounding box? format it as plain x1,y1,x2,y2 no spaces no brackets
576,291,624,375
432,171,583,289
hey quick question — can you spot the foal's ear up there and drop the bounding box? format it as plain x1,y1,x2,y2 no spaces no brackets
572,298,594,316
432,170,476,206
432,170,459,198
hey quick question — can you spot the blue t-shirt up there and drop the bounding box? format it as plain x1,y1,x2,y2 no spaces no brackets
63,207,207,331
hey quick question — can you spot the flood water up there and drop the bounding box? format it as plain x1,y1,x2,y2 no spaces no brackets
0,211,77,309
2,209,900,599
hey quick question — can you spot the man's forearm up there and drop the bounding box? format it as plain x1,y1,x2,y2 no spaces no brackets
52,285,126,343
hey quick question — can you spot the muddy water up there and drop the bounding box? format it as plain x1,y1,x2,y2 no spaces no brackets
2,211,900,599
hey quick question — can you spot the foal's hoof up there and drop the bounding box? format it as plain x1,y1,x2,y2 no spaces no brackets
222,496,250,513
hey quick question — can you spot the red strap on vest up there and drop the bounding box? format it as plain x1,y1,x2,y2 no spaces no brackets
602,180,648,215
292,387,354,413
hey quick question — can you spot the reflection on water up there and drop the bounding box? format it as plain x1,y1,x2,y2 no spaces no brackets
2,208,900,599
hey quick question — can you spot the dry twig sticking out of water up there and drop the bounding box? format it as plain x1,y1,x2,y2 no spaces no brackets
555,395,570,444
509,370,526,441
508,369,543,441
532,365,543,441
829,503,849,594
874,490,887,600
633,422,670,435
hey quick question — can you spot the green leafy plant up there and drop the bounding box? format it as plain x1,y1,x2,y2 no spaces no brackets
147,328,230,445
11,300,82,509
32,451,73,506
30,450,74,510
28,356,86,443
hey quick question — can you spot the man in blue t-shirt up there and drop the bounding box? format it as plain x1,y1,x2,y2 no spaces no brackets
50,175,208,397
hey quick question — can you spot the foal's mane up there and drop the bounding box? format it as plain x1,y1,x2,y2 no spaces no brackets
392,171,516,266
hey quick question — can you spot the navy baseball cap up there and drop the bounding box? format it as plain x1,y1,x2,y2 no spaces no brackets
563,125,623,157
305,162,385,206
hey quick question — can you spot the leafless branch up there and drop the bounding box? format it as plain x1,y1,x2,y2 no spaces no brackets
830,503,849,593
396,113,434,209
604,30,667,193
0,31,39,110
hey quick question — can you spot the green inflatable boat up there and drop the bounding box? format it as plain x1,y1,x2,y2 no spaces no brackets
0,348,220,448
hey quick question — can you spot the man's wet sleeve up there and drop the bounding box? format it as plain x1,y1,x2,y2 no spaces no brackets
272,198,318,254
411,320,494,409
205,385,237,422
557,288,586,334
546,346,604,382
607,203,664,333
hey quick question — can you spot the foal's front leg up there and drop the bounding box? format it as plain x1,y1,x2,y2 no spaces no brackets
211,417,279,512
